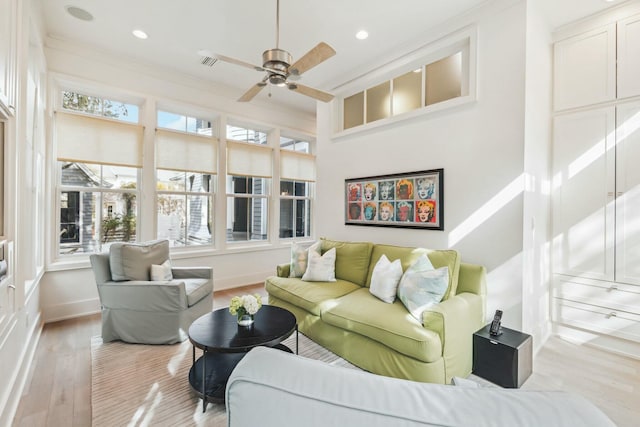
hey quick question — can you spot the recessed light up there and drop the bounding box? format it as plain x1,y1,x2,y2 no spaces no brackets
132,29,148,39
413,68,421,73
355,30,369,40
65,6,94,22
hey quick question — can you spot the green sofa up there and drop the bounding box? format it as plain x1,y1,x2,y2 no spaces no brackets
265,238,487,384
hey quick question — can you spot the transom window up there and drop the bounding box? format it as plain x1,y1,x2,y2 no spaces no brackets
227,124,267,144
62,90,139,123
157,110,214,136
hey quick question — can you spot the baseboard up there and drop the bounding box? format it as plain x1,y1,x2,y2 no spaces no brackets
43,298,101,323
0,312,42,427
214,271,272,291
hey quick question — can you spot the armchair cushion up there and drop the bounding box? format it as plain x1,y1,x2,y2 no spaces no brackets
151,260,173,281
184,278,213,307
109,240,170,281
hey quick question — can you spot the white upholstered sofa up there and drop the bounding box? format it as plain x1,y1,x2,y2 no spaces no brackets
225,347,615,427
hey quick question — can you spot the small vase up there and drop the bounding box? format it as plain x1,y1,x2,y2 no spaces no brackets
237,313,254,326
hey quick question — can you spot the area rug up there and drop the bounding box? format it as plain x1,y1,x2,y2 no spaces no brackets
91,332,358,426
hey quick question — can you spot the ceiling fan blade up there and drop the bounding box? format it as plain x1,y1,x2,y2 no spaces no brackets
288,83,334,102
238,81,267,102
214,53,265,72
289,42,336,76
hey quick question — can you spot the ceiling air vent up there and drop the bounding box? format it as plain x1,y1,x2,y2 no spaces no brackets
200,56,218,67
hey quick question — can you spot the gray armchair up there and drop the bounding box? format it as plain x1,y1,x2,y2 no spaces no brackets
89,240,213,344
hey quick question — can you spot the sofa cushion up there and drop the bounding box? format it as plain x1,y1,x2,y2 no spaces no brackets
322,288,442,363
289,241,320,278
320,238,373,286
369,254,403,303
397,258,449,322
184,278,212,307
266,276,361,317
302,248,336,282
365,244,461,300
110,240,170,281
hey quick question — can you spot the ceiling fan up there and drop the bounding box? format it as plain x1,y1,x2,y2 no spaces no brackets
210,0,336,103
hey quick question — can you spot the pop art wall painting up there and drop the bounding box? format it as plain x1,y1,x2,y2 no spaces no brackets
345,169,443,230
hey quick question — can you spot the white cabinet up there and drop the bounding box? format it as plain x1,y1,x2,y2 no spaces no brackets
615,100,640,286
0,0,17,115
554,24,616,111
617,13,640,99
553,9,640,357
553,101,640,285
552,107,615,281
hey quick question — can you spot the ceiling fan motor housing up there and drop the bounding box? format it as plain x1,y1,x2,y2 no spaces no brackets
263,48,291,85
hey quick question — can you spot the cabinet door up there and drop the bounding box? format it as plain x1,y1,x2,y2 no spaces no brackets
618,13,640,99
615,101,640,285
552,107,615,280
554,24,616,111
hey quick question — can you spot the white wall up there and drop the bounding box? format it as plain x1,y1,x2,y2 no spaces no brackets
316,0,528,328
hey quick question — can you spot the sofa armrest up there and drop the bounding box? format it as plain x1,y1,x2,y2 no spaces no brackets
171,266,212,280
422,292,484,381
98,280,188,311
276,263,290,278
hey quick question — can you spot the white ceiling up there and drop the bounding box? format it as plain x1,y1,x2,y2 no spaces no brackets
40,0,623,114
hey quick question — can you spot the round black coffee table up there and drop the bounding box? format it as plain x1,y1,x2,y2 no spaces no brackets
188,305,297,411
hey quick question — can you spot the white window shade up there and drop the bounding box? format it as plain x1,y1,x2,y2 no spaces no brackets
56,112,143,167
280,150,316,182
227,140,273,178
156,129,218,174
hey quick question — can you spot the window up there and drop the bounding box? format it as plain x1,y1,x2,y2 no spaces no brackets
156,111,217,247
226,124,267,144
157,110,213,136
226,124,272,242
226,176,269,242
62,90,139,123
341,38,470,131
280,136,310,153
58,162,138,255
56,91,143,256
279,181,312,238
279,136,314,239
157,171,213,246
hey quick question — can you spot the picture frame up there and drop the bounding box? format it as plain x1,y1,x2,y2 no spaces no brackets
345,169,444,230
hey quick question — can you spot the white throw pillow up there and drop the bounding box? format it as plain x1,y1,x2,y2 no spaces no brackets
369,255,403,303
301,247,337,282
150,259,173,281
289,241,320,278
397,255,449,323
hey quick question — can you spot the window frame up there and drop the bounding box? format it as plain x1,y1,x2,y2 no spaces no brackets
156,169,215,248
56,161,140,257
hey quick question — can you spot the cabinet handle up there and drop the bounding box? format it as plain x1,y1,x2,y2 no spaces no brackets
605,312,617,319
607,284,619,292
617,192,624,197
8,284,15,290
607,192,614,197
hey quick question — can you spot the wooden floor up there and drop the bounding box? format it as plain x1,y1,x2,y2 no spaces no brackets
11,283,640,426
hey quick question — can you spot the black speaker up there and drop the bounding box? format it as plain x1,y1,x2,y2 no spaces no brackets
473,324,532,388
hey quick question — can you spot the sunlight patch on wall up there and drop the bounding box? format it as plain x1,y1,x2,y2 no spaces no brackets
448,174,525,247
